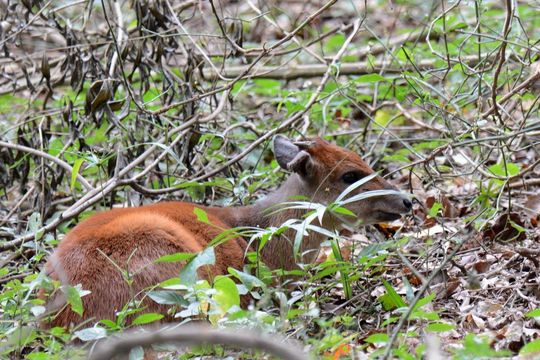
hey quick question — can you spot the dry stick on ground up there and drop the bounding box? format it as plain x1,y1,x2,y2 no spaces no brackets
0,141,93,191
88,325,309,360
201,54,493,80
349,29,440,60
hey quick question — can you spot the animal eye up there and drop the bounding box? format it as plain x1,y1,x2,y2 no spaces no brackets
341,171,363,184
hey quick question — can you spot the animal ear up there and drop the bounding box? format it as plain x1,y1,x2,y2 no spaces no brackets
273,135,312,175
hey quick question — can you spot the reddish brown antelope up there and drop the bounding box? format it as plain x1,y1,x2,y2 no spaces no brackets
41,135,411,328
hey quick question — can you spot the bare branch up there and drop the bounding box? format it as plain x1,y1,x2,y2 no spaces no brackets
88,325,309,360
0,140,93,191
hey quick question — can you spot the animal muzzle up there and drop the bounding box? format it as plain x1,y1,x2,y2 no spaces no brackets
371,193,412,222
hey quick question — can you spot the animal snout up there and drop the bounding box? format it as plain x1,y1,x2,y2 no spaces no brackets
384,193,412,214
402,197,412,211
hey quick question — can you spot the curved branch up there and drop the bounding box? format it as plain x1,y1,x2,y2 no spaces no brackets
88,325,309,360
0,140,93,191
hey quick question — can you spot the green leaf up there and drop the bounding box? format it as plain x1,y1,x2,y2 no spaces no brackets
331,206,356,217
73,326,107,341
428,202,442,218
488,161,520,178
70,158,85,190
379,280,406,310
330,239,352,299
63,285,90,316
193,207,210,224
131,313,164,325
148,291,188,306
365,333,389,344
27,353,49,360
412,293,436,311
520,339,540,355
426,322,455,332
355,74,388,83
212,276,240,313
455,333,512,358
155,252,194,263
48,138,64,157
228,268,265,290
526,309,540,318
179,247,215,285
410,310,439,321
27,212,43,241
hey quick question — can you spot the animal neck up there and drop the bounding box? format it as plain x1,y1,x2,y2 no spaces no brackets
209,174,332,270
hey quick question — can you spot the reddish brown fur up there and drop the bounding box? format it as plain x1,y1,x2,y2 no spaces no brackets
41,136,410,329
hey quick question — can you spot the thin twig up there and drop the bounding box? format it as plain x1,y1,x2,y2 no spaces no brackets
490,0,513,120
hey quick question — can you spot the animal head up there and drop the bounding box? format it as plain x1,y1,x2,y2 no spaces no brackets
273,135,411,225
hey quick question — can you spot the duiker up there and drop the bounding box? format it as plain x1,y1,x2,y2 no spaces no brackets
41,135,411,327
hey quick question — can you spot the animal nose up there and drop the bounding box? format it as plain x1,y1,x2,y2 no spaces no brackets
402,198,412,211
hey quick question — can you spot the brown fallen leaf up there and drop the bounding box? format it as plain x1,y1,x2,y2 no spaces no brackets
425,193,459,218
483,212,527,243
472,260,492,274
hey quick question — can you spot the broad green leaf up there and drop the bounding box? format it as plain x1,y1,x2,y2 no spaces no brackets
365,333,389,344
27,353,49,360
455,333,512,358
228,268,265,290
193,207,210,224
70,158,85,190
147,291,188,306
355,74,388,83
380,280,406,310
131,313,164,325
410,310,439,321
412,293,436,311
63,285,90,316
426,322,455,332
73,326,107,341
428,202,442,218
488,161,520,178
520,339,540,355
179,247,215,285
331,206,356,217
155,252,194,263
212,276,240,314
526,309,540,318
